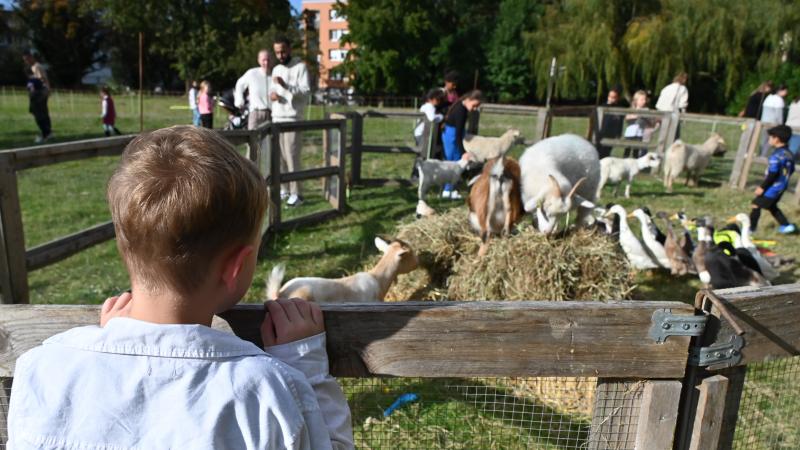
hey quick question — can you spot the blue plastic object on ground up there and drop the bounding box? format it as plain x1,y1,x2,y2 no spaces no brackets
383,393,419,417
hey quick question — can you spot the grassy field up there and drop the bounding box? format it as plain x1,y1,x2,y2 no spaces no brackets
3,89,798,449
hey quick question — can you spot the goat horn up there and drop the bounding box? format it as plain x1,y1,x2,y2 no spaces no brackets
567,177,587,199
547,174,561,198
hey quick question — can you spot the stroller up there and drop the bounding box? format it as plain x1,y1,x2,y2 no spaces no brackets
217,89,249,130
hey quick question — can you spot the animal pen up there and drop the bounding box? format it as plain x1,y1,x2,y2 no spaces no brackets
0,106,799,449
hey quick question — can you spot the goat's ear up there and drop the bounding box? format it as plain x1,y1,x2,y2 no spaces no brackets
547,175,561,198
524,198,538,213
374,237,390,253
574,195,596,209
567,177,586,199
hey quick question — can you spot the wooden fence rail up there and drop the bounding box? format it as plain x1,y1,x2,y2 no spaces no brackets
0,120,347,305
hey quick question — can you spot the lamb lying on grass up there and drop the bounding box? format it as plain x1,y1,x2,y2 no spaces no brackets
597,153,661,199
266,237,418,303
463,128,522,162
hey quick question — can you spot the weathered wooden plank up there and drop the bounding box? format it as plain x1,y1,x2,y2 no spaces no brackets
705,284,800,366
25,221,115,271
0,156,28,304
481,103,543,114
271,119,345,133
350,113,363,185
729,120,757,188
271,209,340,233
715,367,746,450
588,379,644,449
0,301,694,378
1,135,133,170
737,121,762,190
688,375,728,450
599,138,658,150
680,113,749,125
267,132,282,231
279,166,339,183
598,107,672,119
634,380,682,450
336,122,347,213
360,145,417,154
362,110,422,119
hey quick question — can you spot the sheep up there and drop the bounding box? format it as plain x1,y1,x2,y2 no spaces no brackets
266,237,418,303
416,152,475,200
468,155,523,256
519,134,600,234
663,132,727,192
597,153,661,199
463,128,522,162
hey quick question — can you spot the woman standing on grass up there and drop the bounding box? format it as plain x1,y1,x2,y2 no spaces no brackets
198,81,213,129
100,86,122,137
440,90,482,199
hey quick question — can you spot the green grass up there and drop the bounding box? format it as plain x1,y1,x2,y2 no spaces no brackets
3,90,799,448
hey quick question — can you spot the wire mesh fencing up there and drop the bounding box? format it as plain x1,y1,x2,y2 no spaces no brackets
343,376,643,450
732,356,800,450
1,377,10,450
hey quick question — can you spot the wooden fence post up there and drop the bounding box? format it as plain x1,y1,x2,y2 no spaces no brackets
0,155,28,304
247,129,260,164
714,367,747,450
337,121,347,212
634,380,683,450
737,121,763,190
468,109,480,135
350,113,363,185
535,107,550,142
729,119,757,189
588,379,644,449
688,374,729,450
268,125,282,233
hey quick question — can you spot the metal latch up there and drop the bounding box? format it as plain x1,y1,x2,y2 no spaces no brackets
649,309,707,343
690,335,745,368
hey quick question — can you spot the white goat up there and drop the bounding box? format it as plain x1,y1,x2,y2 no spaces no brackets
463,128,522,162
416,153,473,200
266,237,418,303
663,132,726,191
597,153,661,199
519,134,600,234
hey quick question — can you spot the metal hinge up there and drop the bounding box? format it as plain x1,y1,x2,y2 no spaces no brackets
689,335,745,368
649,309,707,344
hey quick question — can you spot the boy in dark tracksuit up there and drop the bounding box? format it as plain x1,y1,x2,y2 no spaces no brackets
750,125,796,234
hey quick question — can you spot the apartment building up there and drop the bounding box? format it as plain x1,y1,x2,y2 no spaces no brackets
301,0,351,90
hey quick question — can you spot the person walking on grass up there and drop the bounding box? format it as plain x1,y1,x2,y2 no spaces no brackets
750,125,797,234
100,86,122,137
6,126,353,449
198,80,213,129
440,90,482,200
270,36,310,207
23,50,52,143
188,80,200,126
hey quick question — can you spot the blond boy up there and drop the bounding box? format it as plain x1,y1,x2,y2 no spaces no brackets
8,126,353,449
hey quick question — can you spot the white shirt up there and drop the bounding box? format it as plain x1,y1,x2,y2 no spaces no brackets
270,57,310,122
760,94,785,125
786,101,800,129
189,87,198,110
414,102,443,138
8,317,354,450
235,67,272,112
655,82,689,112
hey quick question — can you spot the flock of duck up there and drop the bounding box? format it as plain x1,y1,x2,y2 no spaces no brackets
596,205,789,289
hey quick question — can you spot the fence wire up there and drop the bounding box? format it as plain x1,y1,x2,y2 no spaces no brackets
1,377,10,450
343,376,641,450
733,356,800,450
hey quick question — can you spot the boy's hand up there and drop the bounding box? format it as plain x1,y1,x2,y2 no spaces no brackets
755,187,764,196
100,291,133,327
261,298,324,347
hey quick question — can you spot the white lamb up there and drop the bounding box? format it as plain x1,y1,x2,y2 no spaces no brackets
597,153,661,199
519,134,600,234
416,153,473,200
663,132,726,192
463,128,522,162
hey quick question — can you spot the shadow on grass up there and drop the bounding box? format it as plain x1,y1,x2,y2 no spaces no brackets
344,377,591,450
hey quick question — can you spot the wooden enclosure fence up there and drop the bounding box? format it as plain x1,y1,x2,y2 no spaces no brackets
0,119,347,305
1,284,798,449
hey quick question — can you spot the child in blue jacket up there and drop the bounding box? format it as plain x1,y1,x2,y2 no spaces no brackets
750,124,796,234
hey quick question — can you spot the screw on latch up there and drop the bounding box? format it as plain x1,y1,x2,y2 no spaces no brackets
683,324,691,330
662,323,672,330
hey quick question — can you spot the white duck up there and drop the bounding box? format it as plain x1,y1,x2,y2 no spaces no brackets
606,205,659,270
731,213,779,281
631,208,672,270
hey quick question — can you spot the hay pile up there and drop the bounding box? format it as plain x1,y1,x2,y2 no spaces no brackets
385,208,634,302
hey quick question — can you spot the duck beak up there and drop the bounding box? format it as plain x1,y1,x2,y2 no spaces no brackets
726,216,737,223
627,212,636,219
669,213,679,220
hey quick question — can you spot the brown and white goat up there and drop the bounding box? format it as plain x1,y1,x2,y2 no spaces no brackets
266,237,418,303
468,156,523,256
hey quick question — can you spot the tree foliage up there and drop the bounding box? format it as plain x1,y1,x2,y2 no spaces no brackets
486,0,541,102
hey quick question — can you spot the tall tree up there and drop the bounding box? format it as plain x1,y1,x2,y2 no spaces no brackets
486,0,542,102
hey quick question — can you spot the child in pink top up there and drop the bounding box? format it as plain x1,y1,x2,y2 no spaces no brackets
198,81,213,128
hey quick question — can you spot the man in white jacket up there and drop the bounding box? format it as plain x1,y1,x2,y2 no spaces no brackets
235,49,273,130
270,37,311,206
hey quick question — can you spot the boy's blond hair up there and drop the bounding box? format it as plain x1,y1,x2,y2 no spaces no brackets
108,126,268,294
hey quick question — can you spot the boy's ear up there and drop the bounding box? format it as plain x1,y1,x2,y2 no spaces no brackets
221,244,255,292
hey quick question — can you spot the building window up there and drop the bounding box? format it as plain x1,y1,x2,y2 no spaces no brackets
329,9,345,22
329,71,344,81
329,49,348,62
329,29,347,42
